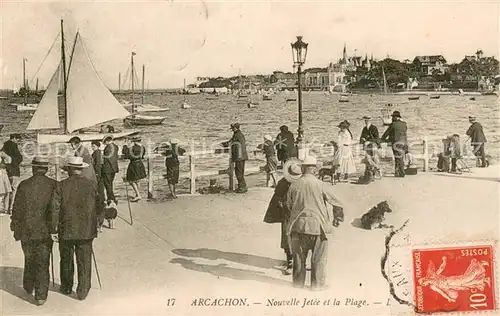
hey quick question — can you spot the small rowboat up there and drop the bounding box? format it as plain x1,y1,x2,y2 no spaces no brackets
286,98,296,102
408,96,420,100
430,95,441,99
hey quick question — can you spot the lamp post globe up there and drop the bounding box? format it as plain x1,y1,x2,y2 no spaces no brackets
290,36,308,159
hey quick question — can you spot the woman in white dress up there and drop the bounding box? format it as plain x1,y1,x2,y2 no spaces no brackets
0,145,13,214
333,120,357,182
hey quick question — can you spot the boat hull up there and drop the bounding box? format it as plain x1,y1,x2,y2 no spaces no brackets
15,104,38,111
123,115,166,126
37,130,140,144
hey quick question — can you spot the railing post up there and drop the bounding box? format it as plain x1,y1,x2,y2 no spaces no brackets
228,155,234,192
189,155,196,194
422,136,429,172
147,156,154,199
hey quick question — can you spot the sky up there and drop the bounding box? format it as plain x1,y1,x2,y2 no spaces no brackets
1,0,498,89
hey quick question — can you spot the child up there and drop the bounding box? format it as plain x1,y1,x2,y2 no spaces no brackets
163,138,186,199
0,149,12,215
449,134,461,173
262,135,278,187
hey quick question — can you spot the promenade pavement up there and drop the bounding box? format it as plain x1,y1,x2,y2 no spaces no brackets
1,166,499,316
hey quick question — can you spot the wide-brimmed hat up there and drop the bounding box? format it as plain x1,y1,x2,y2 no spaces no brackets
263,135,273,142
63,156,89,169
391,111,402,118
301,155,318,166
102,135,114,142
283,159,303,182
68,136,81,144
170,138,180,144
230,123,240,129
28,156,51,167
362,115,371,120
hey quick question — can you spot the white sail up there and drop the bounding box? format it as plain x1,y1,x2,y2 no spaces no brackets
66,34,131,133
26,63,61,130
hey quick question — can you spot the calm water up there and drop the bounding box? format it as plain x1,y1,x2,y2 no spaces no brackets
1,92,499,192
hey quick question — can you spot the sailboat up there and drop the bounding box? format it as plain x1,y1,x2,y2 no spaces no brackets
121,64,168,113
123,53,166,126
181,79,191,109
12,58,39,111
380,66,393,126
27,20,139,144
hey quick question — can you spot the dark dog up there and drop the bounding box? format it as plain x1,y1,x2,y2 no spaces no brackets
102,201,118,230
318,165,339,184
360,201,393,230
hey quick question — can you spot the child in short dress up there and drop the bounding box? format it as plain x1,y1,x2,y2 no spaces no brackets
0,149,13,214
262,135,278,187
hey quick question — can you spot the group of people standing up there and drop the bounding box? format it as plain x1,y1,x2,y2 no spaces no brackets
0,133,23,216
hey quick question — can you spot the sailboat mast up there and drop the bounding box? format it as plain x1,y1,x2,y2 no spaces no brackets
61,19,68,133
118,72,121,92
141,64,145,105
382,66,388,95
131,52,135,113
35,78,39,92
23,58,27,105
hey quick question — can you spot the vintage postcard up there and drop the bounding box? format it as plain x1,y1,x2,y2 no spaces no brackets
0,1,499,315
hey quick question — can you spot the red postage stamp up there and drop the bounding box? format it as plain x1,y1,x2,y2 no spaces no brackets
412,245,495,313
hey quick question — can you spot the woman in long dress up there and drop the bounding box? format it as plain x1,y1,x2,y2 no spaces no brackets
0,147,13,214
333,120,357,182
123,137,147,202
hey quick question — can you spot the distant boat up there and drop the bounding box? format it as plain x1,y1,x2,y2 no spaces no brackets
16,103,39,111
339,95,349,103
262,94,272,101
286,98,296,102
408,96,420,100
0,96,7,100
481,91,497,96
470,97,476,101
181,79,191,109
247,102,258,108
124,114,166,126
27,20,139,144
430,95,441,99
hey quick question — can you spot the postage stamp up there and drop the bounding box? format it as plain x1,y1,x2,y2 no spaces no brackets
412,245,495,313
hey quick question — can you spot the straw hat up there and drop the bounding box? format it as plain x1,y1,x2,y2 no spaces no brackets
362,115,371,120
263,135,273,142
283,159,303,182
28,156,51,168
301,155,318,166
170,138,180,144
63,156,89,169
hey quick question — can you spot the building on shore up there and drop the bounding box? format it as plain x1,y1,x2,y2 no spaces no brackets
412,55,448,75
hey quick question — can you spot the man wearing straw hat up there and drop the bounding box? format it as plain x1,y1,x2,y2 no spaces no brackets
51,156,101,300
286,155,344,290
466,115,488,168
10,156,57,306
68,136,97,184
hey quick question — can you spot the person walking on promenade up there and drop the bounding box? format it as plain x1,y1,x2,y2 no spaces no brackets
163,138,186,199
51,156,101,300
10,156,57,306
69,136,96,183
333,120,356,182
275,125,296,166
286,156,344,290
262,135,278,188
264,159,302,275
359,116,381,179
222,123,248,193
123,136,147,202
2,133,23,214
0,147,12,215
381,111,408,178
102,135,119,205
91,141,105,224
466,115,488,168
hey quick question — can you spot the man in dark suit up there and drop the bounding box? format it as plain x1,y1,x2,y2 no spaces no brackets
2,133,23,213
275,125,296,165
91,141,105,223
359,116,381,179
466,116,488,167
381,111,408,177
51,156,101,300
222,123,248,193
102,135,119,204
10,156,57,306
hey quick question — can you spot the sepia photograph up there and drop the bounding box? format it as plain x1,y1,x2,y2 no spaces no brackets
0,0,499,315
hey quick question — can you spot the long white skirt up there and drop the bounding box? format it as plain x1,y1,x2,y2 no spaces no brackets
333,145,357,175
0,169,12,195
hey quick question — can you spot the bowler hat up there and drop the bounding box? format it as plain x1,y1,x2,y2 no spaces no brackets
28,156,51,167
391,111,402,118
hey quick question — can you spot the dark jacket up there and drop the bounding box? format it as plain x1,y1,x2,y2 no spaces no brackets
276,131,296,161
381,120,408,145
75,145,97,183
10,174,57,241
264,178,291,223
224,130,248,161
2,140,23,177
102,143,119,174
359,124,381,149
263,140,276,158
164,144,186,168
124,144,145,161
466,122,487,144
92,149,103,181
51,174,100,240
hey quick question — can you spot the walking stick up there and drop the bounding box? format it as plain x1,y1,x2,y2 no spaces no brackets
91,249,102,290
50,247,55,287
124,181,133,225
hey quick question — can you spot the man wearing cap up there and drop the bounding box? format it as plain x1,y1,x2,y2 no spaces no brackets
102,135,119,204
359,116,381,179
69,136,97,184
381,111,408,177
51,156,101,300
275,125,296,165
466,116,488,168
286,156,344,290
2,133,23,213
10,157,57,306
222,123,248,193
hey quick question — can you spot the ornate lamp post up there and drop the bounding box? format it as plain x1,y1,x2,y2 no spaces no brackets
291,36,308,159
